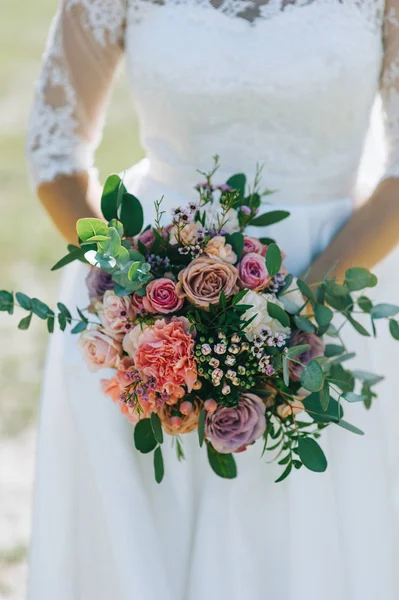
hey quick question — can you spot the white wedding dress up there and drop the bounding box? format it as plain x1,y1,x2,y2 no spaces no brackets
26,0,399,598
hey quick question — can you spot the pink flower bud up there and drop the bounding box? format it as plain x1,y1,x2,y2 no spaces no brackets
170,416,182,429
180,401,193,415
192,380,202,390
204,399,217,413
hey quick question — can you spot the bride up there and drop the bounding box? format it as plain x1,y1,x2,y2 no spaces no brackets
26,0,399,598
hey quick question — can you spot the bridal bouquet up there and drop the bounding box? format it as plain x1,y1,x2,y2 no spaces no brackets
2,159,399,482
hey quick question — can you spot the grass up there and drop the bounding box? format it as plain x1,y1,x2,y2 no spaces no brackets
0,0,143,436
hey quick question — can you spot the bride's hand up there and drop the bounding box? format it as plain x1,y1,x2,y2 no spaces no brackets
305,177,399,284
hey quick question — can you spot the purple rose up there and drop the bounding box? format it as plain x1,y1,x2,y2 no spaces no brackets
205,393,266,453
86,267,114,299
288,330,325,381
138,229,155,249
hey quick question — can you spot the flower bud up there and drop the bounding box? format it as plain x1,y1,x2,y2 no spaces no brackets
204,399,218,413
192,379,202,390
170,416,182,429
180,401,194,415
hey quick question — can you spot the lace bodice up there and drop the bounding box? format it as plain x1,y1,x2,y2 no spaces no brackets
26,0,399,204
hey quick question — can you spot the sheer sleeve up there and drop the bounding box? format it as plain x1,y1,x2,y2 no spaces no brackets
26,0,127,187
380,0,399,179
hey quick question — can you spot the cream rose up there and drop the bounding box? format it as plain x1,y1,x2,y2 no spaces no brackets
237,291,291,340
205,236,237,264
78,327,123,372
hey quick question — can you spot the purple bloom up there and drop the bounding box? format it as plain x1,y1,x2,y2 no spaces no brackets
86,267,114,299
240,205,251,216
205,393,266,453
288,330,325,381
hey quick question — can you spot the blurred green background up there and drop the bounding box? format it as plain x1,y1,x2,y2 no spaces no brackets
0,2,141,597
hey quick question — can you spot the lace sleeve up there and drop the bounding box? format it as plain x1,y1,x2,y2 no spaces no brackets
380,0,399,179
26,0,126,186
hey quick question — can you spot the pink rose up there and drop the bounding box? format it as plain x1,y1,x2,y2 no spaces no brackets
143,278,184,314
138,229,155,249
131,292,146,315
205,393,266,453
237,252,271,291
96,290,136,335
243,237,267,256
78,327,123,372
134,317,197,398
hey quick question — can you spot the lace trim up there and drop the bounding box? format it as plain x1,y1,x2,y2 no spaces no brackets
26,1,126,186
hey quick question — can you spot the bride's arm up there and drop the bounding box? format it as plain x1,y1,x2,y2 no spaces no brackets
27,1,126,244
308,0,399,283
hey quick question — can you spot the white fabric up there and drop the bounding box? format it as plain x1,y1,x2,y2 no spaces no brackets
27,1,399,599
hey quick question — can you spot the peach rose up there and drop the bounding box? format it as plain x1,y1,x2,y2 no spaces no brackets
205,236,237,264
78,327,123,372
176,256,239,309
134,317,197,397
143,278,184,314
277,399,305,419
170,222,202,246
95,290,136,335
100,356,135,402
158,398,202,435
123,322,150,357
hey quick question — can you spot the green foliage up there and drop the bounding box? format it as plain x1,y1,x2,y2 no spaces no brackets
207,443,237,479
267,301,290,328
250,210,290,227
225,232,244,259
150,412,164,445
297,438,327,472
153,446,165,483
119,193,144,237
265,243,282,277
345,267,377,291
101,174,124,222
198,409,206,447
0,290,14,314
134,419,158,454
226,173,246,198
301,359,324,392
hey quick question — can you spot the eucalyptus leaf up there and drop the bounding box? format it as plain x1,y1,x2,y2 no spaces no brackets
250,210,290,227
76,218,108,243
51,248,86,271
324,344,345,357
358,296,373,313
352,370,384,385
346,314,370,337
371,303,399,319
71,321,87,334
345,267,376,291
315,304,333,329
16,292,31,311
336,420,364,436
389,319,399,340
267,301,290,328
301,359,325,392
31,298,50,320
293,315,316,333
266,243,282,277
342,392,367,403
286,344,311,359
18,313,32,330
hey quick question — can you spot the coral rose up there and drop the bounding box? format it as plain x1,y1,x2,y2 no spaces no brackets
288,330,325,381
176,256,238,309
205,393,266,453
95,290,136,335
143,278,184,314
158,398,202,435
78,327,123,372
243,237,267,256
238,252,271,291
134,317,197,398
205,236,237,264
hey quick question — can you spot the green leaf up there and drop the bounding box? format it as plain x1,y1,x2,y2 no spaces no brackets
219,290,227,309
297,438,327,472
315,304,333,329
282,355,290,386
324,344,345,357
150,413,164,445
226,173,246,198
84,250,116,270
275,462,292,483
119,193,144,237
286,344,311,359
336,420,364,436
58,313,67,332
346,314,370,337
250,210,290,227
101,174,123,221
31,298,50,320
108,219,124,238
267,301,290,328
47,315,55,333
106,227,122,258
389,319,399,340
342,392,367,403
0,291,14,314
77,307,88,323
153,446,165,484
81,235,111,245
293,315,316,333
207,443,237,479
265,243,282,277
51,248,86,271
371,303,399,319
301,359,325,392
345,267,377,291
57,302,72,323
198,409,206,447
259,237,275,245
16,292,31,311
76,218,108,243
225,232,244,259
232,289,248,305
304,392,343,423
352,370,384,385
71,321,87,334
358,296,373,313
134,419,157,454
329,363,355,392
18,313,32,330
297,279,316,305
319,381,330,411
